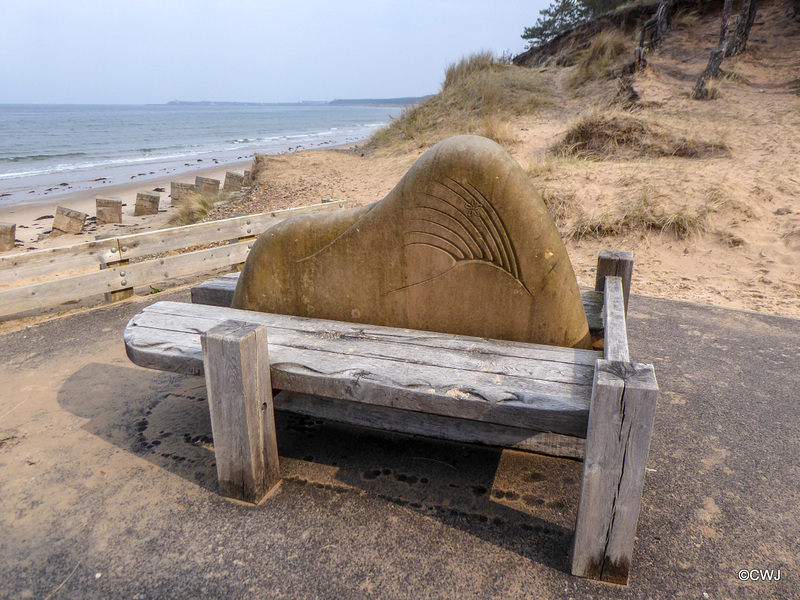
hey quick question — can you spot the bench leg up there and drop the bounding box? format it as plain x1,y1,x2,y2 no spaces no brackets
571,359,658,585
595,250,634,313
201,320,281,504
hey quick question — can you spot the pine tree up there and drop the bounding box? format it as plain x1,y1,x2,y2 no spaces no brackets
522,0,627,47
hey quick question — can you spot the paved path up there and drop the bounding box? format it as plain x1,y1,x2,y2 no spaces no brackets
0,289,797,599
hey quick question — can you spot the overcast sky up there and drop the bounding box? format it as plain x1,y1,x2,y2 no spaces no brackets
0,0,550,105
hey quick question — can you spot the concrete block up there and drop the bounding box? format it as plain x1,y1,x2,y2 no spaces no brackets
0,222,16,251
96,197,122,224
170,182,195,206
195,176,220,196
52,206,87,235
243,170,253,186
223,171,244,192
134,191,160,216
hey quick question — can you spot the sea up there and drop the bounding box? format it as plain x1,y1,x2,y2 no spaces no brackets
0,103,402,208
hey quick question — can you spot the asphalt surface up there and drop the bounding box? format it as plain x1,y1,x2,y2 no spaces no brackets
0,288,797,599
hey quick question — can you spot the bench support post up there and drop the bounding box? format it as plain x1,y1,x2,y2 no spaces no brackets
201,320,281,504
595,250,634,313
571,359,658,585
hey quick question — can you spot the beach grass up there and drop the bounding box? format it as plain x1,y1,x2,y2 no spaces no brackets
566,29,628,88
553,108,730,160
169,191,236,226
367,52,550,152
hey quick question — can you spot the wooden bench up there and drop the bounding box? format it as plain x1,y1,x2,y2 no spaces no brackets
123,250,657,584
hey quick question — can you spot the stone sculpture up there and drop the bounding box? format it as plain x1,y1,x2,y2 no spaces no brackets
233,135,591,349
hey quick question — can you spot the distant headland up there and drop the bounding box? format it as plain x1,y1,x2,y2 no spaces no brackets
165,97,432,108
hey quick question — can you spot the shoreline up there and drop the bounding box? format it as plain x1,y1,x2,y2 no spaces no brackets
0,159,254,249
0,140,362,250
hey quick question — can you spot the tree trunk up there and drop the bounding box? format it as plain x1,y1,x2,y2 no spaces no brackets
638,0,675,53
718,0,733,47
693,0,733,99
726,0,761,56
654,0,675,41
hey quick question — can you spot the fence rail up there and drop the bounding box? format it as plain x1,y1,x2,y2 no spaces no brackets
0,201,347,320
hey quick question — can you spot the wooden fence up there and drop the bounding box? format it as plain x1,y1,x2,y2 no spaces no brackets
0,201,347,320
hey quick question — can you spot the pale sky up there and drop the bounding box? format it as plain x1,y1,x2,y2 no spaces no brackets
0,0,549,105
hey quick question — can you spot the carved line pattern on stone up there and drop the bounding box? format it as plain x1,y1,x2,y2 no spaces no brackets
403,177,524,286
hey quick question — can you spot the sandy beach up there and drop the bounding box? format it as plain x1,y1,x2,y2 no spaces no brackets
0,158,253,249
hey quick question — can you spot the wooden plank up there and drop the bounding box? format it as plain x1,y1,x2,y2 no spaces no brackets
128,311,598,384
121,327,583,458
202,320,280,503
595,250,634,313
603,277,629,363
135,300,602,367
127,323,592,436
115,201,347,262
0,201,347,285
0,238,120,285
124,301,602,437
191,272,241,306
275,392,586,459
571,359,658,584
0,242,251,319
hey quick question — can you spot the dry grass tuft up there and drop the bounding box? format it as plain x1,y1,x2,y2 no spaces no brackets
704,187,757,219
367,53,549,152
570,187,711,240
476,115,519,146
442,50,497,89
554,109,729,160
169,191,236,226
567,29,628,88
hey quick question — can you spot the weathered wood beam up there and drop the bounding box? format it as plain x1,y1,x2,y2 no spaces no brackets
124,301,602,437
603,276,629,363
0,201,348,285
201,320,280,504
594,250,634,313
276,392,587,459
571,360,658,585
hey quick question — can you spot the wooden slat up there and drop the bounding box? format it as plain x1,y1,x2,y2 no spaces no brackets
603,276,629,362
130,313,598,378
115,201,347,261
0,242,251,319
0,201,347,285
202,320,280,503
595,250,633,313
135,300,602,367
127,326,591,436
191,272,241,306
275,392,586,459
124,301,602,437
0,238,120,285
190,271,609,336
571,360,658,584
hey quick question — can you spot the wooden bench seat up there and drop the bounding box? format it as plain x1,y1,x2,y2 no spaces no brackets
123,250,658,584
126,300,601,437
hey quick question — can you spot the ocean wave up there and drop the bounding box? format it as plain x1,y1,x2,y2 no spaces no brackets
0,109,400,182
0,152,87,163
